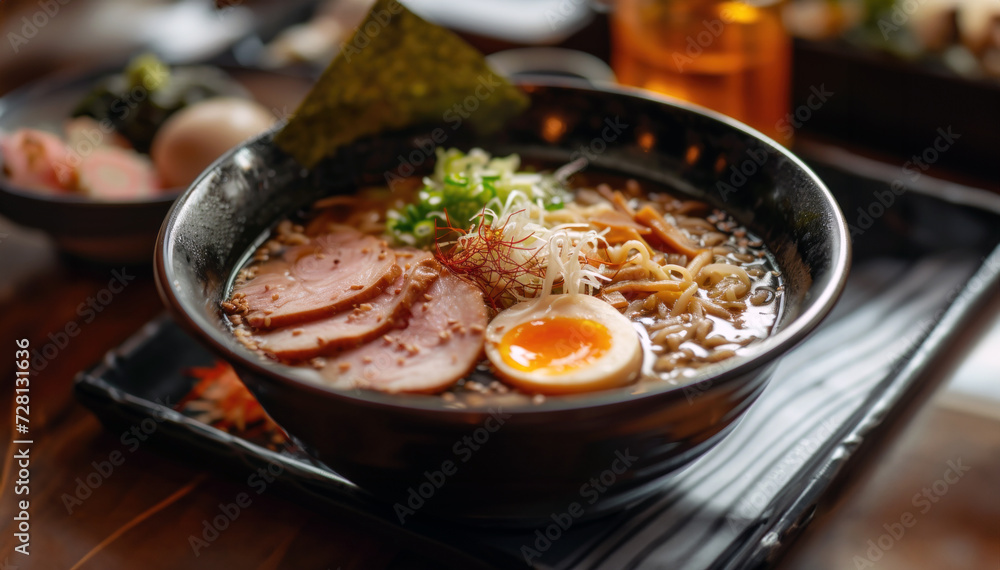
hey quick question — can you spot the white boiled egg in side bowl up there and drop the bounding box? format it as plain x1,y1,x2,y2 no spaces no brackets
485,293,643,394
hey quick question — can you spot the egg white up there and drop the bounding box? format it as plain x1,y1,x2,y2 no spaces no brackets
151,97,275,188
485,294,642,394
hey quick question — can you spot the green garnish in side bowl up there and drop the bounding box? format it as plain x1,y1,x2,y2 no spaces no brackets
72,54,246,153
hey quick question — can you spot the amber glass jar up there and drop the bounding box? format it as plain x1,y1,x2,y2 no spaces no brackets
612,0,791,142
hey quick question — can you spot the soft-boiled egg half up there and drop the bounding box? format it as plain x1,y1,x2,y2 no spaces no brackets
485,294,642,394
151,97,276,189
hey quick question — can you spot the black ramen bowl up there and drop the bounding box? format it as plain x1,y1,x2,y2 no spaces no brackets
155,82,851,525
0,64,310,264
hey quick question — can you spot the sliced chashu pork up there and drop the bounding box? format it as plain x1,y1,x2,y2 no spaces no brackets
320,272,487,393
253,250,439,361
237,229,399,329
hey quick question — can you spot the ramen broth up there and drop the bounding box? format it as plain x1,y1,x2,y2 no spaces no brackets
223,152,783,405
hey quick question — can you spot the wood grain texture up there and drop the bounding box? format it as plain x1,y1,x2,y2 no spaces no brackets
777,401,1000,570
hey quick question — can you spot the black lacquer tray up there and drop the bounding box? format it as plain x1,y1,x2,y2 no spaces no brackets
75,150,1000,569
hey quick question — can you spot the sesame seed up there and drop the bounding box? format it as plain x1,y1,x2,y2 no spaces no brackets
470,324,484,333
272,293,280,301
292,329,303,336
350,284,364,290
338,362,351,372
264,316,272,327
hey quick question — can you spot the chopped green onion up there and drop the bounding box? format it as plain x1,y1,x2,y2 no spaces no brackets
387,148,570,247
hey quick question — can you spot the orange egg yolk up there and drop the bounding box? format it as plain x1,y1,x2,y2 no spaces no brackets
499,317,612,374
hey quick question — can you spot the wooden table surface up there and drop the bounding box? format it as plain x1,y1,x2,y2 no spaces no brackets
0,224,451,570
1,215,998,570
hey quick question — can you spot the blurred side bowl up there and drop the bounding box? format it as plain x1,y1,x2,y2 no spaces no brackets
0,63,311,264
